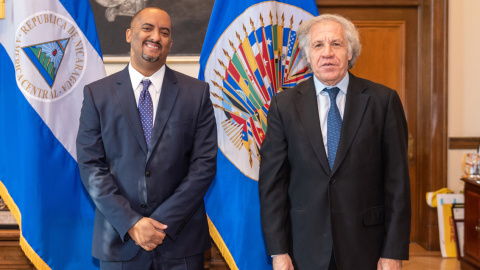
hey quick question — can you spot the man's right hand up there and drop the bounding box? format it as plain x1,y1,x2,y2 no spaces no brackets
128,217,168,251
273,254,294,270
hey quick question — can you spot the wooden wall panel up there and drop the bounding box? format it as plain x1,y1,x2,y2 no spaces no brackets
449,137,480,150
0,230,34,269
350,21,406,104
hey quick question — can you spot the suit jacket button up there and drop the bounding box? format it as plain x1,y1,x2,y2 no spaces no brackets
141,204,147,209
145,171,151,177
329,178,335,184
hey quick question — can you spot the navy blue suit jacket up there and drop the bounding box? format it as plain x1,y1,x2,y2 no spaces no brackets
76,65,217,261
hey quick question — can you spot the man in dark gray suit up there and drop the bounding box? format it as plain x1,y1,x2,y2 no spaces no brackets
259,14,411,270
76,7,217,269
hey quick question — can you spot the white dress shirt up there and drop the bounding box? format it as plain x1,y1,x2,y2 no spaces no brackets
128,64,166,126
313,72,349,157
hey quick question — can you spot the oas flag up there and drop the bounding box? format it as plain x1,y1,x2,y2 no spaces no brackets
0,0,105,269
199,0,318,269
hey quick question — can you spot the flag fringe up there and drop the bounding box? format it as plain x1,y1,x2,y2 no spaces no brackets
0,0,4,20
20,236,51,270
207,215,239,270
0,181,51,270
0,181,21,229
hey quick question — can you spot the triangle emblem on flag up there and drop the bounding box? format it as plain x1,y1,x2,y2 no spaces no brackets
21,38,70,88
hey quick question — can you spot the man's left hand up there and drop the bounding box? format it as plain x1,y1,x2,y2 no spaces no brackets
377,258,401,270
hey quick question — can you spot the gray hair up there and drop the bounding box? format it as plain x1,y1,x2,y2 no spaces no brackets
297,14,361,69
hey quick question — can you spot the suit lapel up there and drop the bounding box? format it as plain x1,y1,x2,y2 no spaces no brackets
332,73,369,174
115,67,149,155
294,78,331,174
147,66,179,160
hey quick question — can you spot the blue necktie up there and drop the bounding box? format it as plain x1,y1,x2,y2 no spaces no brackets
139,79,153,148
325,87,342,169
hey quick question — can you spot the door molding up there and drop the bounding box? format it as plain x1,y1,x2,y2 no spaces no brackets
416,0,448,250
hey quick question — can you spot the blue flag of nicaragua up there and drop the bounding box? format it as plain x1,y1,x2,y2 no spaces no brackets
199,0,318,269
0,1,105,269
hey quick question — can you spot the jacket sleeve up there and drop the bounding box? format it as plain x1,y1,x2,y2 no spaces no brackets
380,90,411,260
258,95,291,255
149,83,218,241
76,85,143,242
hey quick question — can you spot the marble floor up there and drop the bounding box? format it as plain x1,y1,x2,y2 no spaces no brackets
403,243,461,270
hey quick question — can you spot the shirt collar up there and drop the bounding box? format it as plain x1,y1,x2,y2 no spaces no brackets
128,63,166,93
314,72,350,96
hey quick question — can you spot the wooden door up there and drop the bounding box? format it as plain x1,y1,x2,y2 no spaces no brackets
317,0,447,250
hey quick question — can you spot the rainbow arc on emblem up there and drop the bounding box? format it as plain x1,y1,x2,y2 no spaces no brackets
22,38,70,88
211,12,312,167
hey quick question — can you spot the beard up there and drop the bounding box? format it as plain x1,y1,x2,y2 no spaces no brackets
142,52,160,63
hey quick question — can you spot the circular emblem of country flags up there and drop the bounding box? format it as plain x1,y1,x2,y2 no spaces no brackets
205,2,315,179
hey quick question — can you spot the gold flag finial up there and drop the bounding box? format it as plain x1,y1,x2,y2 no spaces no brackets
229,40,236,52
218,59,227,70
236,32,242,43
0,0,5,20
211,92,222,99
223,48,232,60
214,69,225,81
211,80,221,89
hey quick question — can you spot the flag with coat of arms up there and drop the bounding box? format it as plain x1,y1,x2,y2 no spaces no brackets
199,0,319,269
0,0,105,269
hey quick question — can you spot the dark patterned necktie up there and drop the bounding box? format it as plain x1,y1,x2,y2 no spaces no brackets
325,87,342,169
139,79,153,148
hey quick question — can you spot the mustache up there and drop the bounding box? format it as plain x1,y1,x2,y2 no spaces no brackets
143,40,162,48
320,62,337,66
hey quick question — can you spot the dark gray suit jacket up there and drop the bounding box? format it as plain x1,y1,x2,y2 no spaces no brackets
76,65,217,261
259,73,411,269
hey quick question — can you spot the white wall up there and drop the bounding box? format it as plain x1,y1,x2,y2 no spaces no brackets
448,0,480,192
104,1,480,192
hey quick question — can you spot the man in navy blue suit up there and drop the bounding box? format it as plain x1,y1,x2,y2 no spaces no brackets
77,7,217,269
